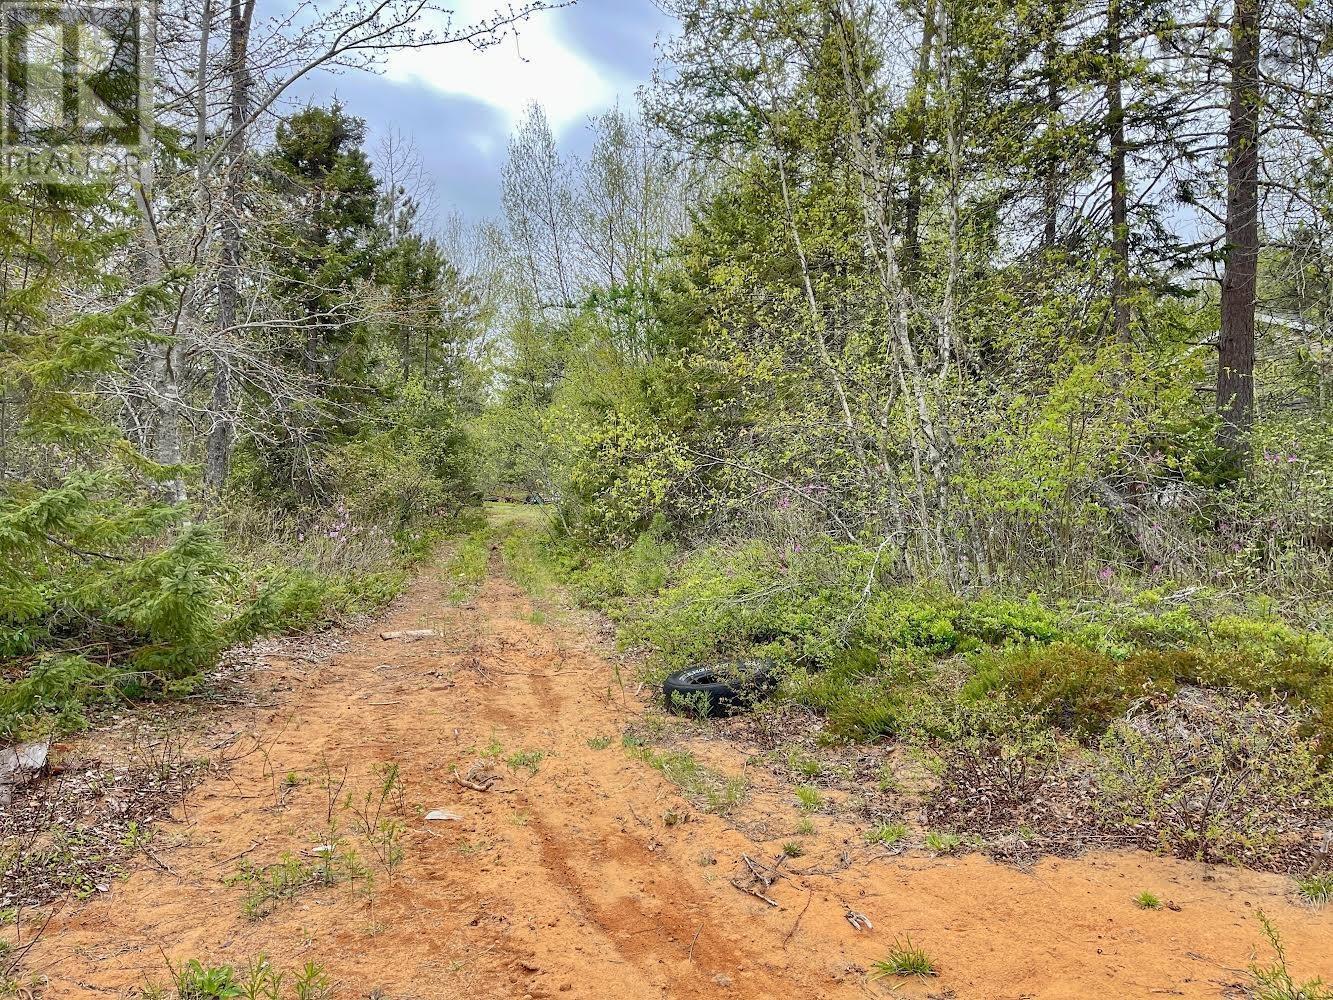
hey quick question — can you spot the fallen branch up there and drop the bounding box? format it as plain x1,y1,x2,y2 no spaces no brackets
845,908,873,931
730,876,780,907
452,762,498,792
731,853,783,907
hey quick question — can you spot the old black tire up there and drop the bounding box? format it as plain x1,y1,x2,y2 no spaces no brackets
662,661,775,718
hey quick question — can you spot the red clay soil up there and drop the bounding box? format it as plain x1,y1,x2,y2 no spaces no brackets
22,550,1333,999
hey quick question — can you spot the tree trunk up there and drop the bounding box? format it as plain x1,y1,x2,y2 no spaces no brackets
1217,0,1261,454
129,180,186,504
900,0,937,283
1043,33,1060,248
1106,0,1130,342
206,0,255,495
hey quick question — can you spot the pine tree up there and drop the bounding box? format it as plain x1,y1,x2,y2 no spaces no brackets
0,179,230,737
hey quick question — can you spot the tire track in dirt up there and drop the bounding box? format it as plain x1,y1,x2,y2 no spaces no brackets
447,568,800,997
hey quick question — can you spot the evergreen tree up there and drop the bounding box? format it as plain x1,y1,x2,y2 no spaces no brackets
0,180,229,736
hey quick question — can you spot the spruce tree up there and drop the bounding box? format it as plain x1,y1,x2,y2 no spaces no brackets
0,179,229,737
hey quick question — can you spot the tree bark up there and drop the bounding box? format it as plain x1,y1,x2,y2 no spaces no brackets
1217,0,1261,454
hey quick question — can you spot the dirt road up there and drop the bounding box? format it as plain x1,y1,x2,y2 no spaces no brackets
30,541,1333,999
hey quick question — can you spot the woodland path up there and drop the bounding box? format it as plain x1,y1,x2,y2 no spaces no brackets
30,513,1333,999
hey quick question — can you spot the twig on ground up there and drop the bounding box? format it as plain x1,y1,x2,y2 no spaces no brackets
453,762,498,792
731,853,783,907
784,890,814,947
845,907,873,931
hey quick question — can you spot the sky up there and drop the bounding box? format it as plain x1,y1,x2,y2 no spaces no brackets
291,0,675,225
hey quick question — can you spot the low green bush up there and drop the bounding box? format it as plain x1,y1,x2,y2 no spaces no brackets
781,648,934,742
615,540,858,677
1,487,468,739
0,477,237,739
961,644,1177,737
233,567,406,638
860,594,960,653
568,514,675,609
952,594,1064,646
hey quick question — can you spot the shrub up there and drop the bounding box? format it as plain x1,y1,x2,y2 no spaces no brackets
172,960,240,1000
861,594,959,653
1094,690,1333,866
569,515,675,609
780,648,930,742
232,567,404,638
151,955,332,1000
859,591,1064,654
0,482,235,739
962,644,1176,736
952,595,1064,646
1247,912,1333,1000
1118,608,1204,649
917,694,1070,841
617,540,857,676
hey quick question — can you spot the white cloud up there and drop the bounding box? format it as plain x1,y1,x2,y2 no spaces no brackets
381,2,614,132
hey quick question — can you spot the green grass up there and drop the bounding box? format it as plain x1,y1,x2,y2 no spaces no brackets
781,841,805,858
784,747,822,779
794,785,823,814
1134,891,1163,910
871,937,937,979
505,749,546,774
628,745,747,815
442,529,491,600
865,822,908,846
587,735,613,750
224,850,366,921
1295,872,1333,907
498,524,564,601
924,831,964,855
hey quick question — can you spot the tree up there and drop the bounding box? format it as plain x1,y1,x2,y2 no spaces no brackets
0,180,229,732
1217,0,1262,452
